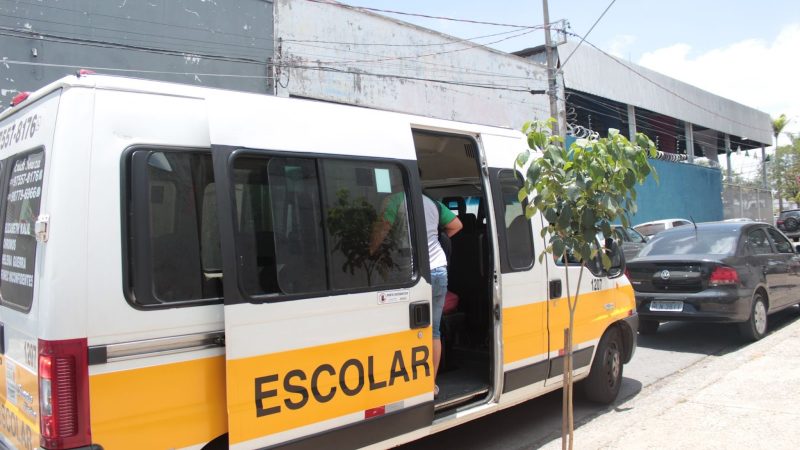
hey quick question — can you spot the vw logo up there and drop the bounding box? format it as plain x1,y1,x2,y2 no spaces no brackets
660,270,671,280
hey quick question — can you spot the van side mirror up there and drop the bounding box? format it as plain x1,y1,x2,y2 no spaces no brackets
605,240,626,279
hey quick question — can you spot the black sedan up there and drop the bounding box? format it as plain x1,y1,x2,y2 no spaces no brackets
626,221,800,341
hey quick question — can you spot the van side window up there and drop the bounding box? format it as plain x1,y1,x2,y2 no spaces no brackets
0,150,44,312
128,150,222,306
232,154,413,298
493,170,534,272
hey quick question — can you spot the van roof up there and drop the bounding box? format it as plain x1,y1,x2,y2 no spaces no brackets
1,74,523,140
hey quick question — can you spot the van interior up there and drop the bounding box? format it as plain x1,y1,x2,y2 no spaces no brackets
412,130,494,413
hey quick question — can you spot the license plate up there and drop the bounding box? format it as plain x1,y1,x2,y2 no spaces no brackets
650,300,683,312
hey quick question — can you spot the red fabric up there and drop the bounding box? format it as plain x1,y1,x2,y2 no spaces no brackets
443,291,459,314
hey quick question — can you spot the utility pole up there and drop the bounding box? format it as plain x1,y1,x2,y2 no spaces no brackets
542,0,560,137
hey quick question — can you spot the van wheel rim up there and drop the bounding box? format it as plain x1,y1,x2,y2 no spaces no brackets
606,344,621,388
754,300,767,335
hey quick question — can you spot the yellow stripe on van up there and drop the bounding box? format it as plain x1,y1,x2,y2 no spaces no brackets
89,355,227,450
548,283,636,350
0,355,39,450
503,301,547,364
226,328,432,446
502,283,635,363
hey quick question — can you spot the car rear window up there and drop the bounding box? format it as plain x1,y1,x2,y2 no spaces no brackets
634,223,665,236
638,229,739,257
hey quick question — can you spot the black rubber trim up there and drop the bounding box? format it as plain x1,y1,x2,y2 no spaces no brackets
548,346,594,378
87,345,107,365
263,401,433,450
621,314,639,363
502,358,549,393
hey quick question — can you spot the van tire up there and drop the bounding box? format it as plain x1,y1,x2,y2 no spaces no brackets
582,327,623,404
638,319,659,335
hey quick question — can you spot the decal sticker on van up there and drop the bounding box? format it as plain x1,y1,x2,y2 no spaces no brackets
377,289,410,305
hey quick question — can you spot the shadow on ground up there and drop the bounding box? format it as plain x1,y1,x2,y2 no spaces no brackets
637,305,800,357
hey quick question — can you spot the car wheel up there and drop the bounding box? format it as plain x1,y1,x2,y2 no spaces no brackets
638,319,660,335
738,291,768,342
785,217,799,231
582,327,623,404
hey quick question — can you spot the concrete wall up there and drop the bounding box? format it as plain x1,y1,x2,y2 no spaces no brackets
632,159,724,225
0,0,274,108
274,0,551,130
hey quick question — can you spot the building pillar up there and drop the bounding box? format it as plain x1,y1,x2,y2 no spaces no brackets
761,145,768,189
725,134,732,180
627,104,637,141
685,122,694,163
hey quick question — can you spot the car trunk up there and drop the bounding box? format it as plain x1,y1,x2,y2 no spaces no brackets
627,256,727,293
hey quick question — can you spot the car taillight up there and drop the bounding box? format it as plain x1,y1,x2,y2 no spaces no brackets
38,338,91,449
709,266,739,286
777,220,784,226
624,268,631,280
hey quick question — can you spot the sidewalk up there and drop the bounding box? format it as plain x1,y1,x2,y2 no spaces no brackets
541,314,800,450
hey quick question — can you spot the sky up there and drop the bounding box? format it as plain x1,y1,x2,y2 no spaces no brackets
343,0,800,180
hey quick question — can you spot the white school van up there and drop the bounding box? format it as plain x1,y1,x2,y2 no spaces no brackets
0,74,637,450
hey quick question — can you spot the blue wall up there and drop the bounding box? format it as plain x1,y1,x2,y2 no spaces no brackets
630,159,723,224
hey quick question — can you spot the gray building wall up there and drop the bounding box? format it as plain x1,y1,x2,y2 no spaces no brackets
0,0,274,108
274,0,551,130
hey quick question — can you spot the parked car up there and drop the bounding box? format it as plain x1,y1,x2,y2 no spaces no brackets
626,221,800,341
606,226,648,260
633,218,692,238
776,209,800,241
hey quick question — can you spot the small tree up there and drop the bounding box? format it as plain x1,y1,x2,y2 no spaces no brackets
515,120,657,450
772,114,791,211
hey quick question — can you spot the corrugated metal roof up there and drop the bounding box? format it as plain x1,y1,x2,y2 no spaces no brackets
555,41,772,145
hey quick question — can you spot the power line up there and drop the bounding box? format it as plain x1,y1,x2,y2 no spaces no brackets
291,28,538,66
0,26,267,65
0,0,272,43
307,0,547,29
0,59,275,79
559,0,616,71
281,27,532,48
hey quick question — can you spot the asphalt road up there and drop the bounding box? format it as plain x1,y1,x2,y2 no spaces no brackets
400,308,800,450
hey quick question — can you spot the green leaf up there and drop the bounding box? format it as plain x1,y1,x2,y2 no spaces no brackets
557,203,572,229
516,151,530,168
527,163,542,185
518,187,528,203
601,252,612,270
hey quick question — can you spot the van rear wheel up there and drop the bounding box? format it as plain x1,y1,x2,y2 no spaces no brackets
582,327,623,404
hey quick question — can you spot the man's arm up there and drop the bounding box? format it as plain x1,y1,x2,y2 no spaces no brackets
443,216,462,237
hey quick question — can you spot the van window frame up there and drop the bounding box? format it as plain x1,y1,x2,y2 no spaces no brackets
0,147,46,314
222,148,422,305
121,146,223,310
489,168,534,273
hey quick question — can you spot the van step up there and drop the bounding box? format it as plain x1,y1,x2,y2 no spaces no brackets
434,387,489,411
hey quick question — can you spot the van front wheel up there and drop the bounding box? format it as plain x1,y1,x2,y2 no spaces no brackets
582,327,623,404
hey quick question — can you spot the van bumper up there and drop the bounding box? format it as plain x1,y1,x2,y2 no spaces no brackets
619,313,638,364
